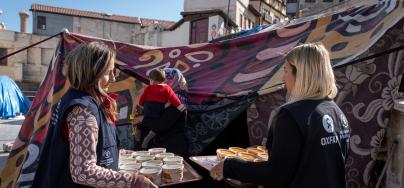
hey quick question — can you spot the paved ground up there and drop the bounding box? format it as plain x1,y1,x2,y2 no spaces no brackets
0,118,23,170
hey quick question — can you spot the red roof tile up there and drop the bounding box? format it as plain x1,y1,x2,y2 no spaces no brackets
30,4,141,24
140,18,176,29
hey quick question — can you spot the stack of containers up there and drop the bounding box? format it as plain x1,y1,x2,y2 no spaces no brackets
162,156,184,183
118,148,185,185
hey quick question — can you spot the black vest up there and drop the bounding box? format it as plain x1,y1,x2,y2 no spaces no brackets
282,99,350,188
32,89,118,188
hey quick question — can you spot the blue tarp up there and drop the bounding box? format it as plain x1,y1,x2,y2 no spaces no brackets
237,24,271,38
0,76,31,119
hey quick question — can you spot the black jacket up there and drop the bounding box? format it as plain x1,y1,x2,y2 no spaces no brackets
142,106,188,157
223,99,350,188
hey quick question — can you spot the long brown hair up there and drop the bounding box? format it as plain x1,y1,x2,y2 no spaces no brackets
65,41,117,123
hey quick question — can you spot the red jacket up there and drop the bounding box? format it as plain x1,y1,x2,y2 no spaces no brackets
139,84,184,111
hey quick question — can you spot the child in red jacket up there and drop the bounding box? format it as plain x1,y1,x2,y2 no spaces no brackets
139,68,185,148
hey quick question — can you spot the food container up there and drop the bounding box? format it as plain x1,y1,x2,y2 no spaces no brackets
162,164,184,183
257,146,268,153
139,167,162,185
136,155,155,163
237,152,256,162
148,148,166,155
257,153,269,161
228,147,247,154
120,163,142,173
142,160,164,168
119,156,136,165
216,149,237,160
246,147,266,155
131,151,151,158
155,152,175,160
163,156,183,165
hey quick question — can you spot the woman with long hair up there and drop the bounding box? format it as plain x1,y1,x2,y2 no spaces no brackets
209,43,351,188
33,42,156,188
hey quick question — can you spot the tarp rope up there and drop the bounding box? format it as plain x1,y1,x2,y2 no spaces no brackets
0,32,63,62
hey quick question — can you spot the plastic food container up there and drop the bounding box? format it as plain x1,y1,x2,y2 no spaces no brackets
155,152,175,160
162,164,184,183
119,163,141,173
228,147,247,154
142,160,164,168
148,148,167,155
216,149,237,160
139,167,162,185
163,156,183,165
246,147,266,155
131,151,151,158
237,152,256,162
136,155,155,163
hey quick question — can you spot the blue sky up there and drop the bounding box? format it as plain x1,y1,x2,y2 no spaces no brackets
0,0,183,32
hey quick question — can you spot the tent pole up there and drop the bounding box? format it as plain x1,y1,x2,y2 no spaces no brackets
0,31,63,62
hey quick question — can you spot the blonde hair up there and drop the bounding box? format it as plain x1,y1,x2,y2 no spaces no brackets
66,41,117,122
285,43,337,102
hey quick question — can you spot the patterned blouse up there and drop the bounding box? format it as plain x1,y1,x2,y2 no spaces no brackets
66,105,154,188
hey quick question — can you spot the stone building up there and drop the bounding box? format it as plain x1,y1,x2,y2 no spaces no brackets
0,4,176,92
30,4,175,44
249,0,287,25
0,29,58,91
1,1,287,91
164,0,287,46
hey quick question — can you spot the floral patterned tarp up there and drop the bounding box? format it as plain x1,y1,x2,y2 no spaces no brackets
0,1,403,187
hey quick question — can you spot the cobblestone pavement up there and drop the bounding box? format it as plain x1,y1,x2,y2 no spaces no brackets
0,118,23,170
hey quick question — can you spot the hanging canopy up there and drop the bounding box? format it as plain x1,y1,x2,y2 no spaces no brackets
1,1,404,187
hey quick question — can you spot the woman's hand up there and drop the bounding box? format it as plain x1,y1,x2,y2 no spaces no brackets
209,160,224,181
132,175,158,188
140,176,157,188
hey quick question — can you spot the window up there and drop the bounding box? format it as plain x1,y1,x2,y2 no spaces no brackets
287,0,297,3
190,18,208,44
274,16,280,24
305,0,315,2
0,48,7,65
323,0,333,2
37,16,46,30
239,14,243,30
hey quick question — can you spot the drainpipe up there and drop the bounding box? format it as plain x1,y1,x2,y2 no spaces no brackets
226,0,230,34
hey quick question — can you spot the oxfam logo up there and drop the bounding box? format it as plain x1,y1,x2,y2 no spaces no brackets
104,150,111,158
322,115,334,133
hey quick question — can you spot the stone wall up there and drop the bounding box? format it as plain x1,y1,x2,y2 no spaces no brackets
73,17,141,43
32,11,73,36
0,29,58,89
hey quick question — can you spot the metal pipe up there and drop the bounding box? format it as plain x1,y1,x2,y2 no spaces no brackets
0,32,63,62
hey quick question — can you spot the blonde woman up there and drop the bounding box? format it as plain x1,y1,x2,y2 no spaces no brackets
210,43,351,188
33,42,156,188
